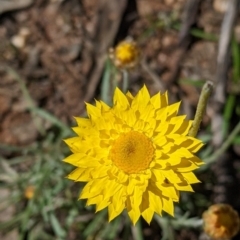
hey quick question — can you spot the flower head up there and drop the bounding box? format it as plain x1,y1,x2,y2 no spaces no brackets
203,204,240,239
64,86,204,224
109,39,140,69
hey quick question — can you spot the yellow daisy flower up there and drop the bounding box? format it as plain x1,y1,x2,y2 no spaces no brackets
64,86,204,224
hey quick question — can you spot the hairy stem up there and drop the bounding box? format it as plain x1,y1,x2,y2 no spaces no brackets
188,81,213,137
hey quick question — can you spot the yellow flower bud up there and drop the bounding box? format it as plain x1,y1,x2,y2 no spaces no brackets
109,39,140,69
202,204,240,239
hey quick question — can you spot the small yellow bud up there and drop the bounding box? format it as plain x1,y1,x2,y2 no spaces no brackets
109,39,140,69
202,203,240,239
24,185,35,200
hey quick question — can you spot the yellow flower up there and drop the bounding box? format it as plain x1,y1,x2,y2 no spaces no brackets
64,86,204,224
203,204,240,239
109,39,140,69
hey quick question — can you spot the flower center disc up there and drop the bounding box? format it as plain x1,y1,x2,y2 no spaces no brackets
110,131,154,174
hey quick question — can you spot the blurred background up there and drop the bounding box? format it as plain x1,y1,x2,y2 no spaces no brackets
0,0,240,239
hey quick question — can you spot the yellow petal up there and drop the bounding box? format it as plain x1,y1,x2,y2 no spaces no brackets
160,92,168,108
174,182,193,192
174,120,192,135
90,165,109,178
131,187,143,208
112,187,126,212
181,172,200,184
80,182,100,199
95,100,102,109
86,103,101,120
64,137,82,153
149,190,163,216
151,91,168,109
74,117,91,127
72,126,96,137
113,87,129,109
162,197,174,216
161,169,182,184
100,100,111,111
142,208,154,224
175,160,199,172
131,86,150,112
127,196,141,225
151,169,165,183
63,153,86,165
108,202,124,222
126,91,134,100
138,103,155,121
65,154,100,168
116,170,128,184
188,141,204,153
174,148,194,158
127,179,135,195
155,182,179,201
191,155,205,166
108,188,126,221
67,167,92,181
166,102,181,119
103,180,122,199
87,195,102,206
95,198,110,212
150,92,161,109
169,116,192,135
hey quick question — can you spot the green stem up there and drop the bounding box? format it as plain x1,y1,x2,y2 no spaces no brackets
154,216,175,240
204,120,240,165
188,81,213,137
101,58,112,105
122,69,129,93
131,220,144,240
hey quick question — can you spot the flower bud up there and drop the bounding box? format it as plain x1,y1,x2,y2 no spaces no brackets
109,39,140,69
202,204,240,239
